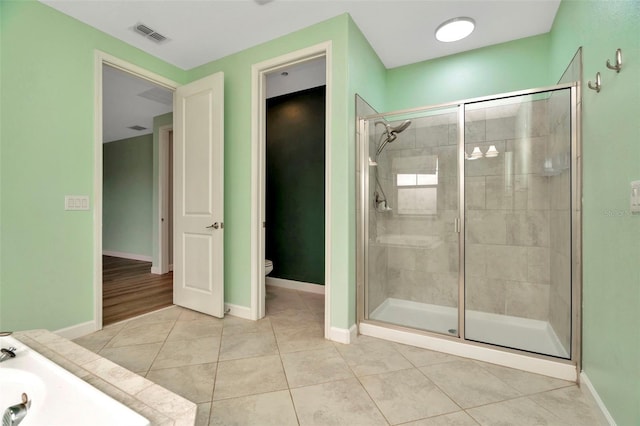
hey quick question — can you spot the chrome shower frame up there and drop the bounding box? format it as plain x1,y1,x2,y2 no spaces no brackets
356,82,582,376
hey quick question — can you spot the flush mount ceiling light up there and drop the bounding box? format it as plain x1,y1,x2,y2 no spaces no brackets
435,17,475,42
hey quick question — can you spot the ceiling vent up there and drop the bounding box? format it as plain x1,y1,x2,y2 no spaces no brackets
134,23,169,43
128,125,147,131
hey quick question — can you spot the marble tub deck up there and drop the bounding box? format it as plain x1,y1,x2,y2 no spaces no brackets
13,329,196,425
68,285,607,425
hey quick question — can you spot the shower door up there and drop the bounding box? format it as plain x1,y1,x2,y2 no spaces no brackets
360,106,461,336
464,88,574,358
358,84,577,361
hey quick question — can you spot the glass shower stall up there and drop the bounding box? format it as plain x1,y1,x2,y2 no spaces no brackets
357,84,580,363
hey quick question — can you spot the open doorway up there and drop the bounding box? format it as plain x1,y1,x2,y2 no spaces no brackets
101,63,174,325
251,43,332,339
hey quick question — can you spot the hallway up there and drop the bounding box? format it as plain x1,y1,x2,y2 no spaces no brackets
102,256,173,325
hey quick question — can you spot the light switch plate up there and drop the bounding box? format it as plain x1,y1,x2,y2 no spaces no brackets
631,181,640,214
65,195,90,211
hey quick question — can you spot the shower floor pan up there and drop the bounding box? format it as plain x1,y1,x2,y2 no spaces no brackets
369,298,569,359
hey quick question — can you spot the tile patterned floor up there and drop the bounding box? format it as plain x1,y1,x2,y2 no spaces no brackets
75,286,607,425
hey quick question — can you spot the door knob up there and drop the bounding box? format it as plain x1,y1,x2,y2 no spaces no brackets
206,223,219,229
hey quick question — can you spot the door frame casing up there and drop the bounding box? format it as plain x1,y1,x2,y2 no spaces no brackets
250,42,332,339
157,125,173,275
93,51,178,330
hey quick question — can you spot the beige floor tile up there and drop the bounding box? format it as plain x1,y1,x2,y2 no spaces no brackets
291,378,388,426
475,361,574,395
275,323,333,354
179,307,216,322
73,323,126,352
99,342,162,373
213,355,288,400
335,337,413,377
195,403,211,426
124,306,182,326
151,336,220,369
75,287,602,426
529,386,608,425
467,397,564,425
166,318,223,341
265,287,305,313
359,368,460,424
402,411,479,426
146,363,217,403
107,320,175,348
218,331,278,361
282,347,353,388
393,343,462,367
222,317,273,336
209,390,298,426
420,360,521,408
300,293,325,313
269,309,323,329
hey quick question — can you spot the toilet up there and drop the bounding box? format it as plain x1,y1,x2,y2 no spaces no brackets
265,259,273,276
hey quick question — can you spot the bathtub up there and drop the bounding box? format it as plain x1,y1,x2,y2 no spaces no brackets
0,336,149,426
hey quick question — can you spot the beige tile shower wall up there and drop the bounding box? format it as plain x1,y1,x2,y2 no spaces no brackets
465,99,553,321
547,89,573,352
375,112,460,308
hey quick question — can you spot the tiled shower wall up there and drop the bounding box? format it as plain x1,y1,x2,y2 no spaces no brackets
370,111,460,312
464,99,554,321
547,90,574,352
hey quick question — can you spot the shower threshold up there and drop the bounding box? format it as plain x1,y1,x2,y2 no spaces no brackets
369,298,568,359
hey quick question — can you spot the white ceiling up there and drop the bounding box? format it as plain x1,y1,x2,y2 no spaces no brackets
80,0,560,143
103,65,173,143
40,0,560,70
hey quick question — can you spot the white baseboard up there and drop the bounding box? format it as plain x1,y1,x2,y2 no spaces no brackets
266,277,325,294
54,320,97,340
103,250,152,262
580,371,617,425
150,264,173,275
328,324,357,344
225,303,253,320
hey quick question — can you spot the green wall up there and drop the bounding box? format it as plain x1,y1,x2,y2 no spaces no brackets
103,134,153,258
386,34,551,111
346,17,389,323
549,1,640,424
187,15,352,327
0,0,186,331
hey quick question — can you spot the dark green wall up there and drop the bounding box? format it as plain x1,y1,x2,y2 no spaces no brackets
266,86,326,285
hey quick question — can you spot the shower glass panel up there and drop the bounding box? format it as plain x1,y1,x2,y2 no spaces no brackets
364,106,460,336
464,88,572,358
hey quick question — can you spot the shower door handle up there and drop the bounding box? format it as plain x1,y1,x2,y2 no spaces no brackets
454,218,461,233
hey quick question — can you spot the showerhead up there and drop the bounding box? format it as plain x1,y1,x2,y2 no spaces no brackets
390,120,411,134
374,119,411,158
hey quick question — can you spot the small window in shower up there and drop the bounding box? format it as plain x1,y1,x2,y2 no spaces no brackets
396,157,438,215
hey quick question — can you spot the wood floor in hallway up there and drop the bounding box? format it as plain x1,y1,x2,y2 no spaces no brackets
103,256,173,326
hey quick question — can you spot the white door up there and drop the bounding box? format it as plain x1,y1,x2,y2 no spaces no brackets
173,72,224,318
